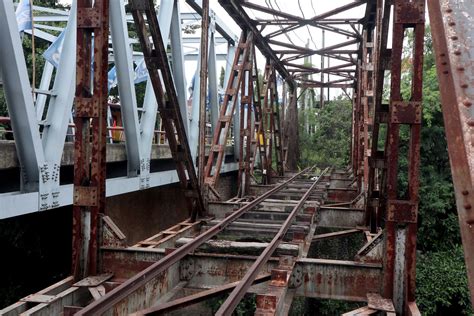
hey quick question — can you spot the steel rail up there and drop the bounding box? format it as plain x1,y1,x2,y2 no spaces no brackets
76,166,314,315
216,167,330,315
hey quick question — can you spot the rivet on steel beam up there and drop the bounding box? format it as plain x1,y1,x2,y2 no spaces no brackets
451,36,458,40
443,70,449,74
461,83,469,89
468,119,474,126
446,8,453,13
457,67,465,72
465,204,472,210
462,190,469,195
441,61,447,65
462,100,472,107
454,50,462,56
440,53,446,57
448,21,456,26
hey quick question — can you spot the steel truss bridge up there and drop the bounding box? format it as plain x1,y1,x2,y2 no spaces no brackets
0,0,473,315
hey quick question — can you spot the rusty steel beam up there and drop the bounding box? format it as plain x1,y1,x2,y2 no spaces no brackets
261,59,284,179
204,32,252,190
428,0,474,305
383,0,425,313
132,274,271,315
219,0,294,88
100,248,383,302
366,0,391,233
238,41,254,195
250,44,269,180
72,0,109,279
215,167,328,315
128,0,205,219
76,167,312,315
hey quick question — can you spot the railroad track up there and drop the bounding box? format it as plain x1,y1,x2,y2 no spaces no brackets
76,166,330,315
3,166,385,316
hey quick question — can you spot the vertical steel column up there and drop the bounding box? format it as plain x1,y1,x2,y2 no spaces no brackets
261,59,274,180
198,0,210,189
168,0,189,136
109,0,141,177
238,44,253,196
272,73,285,177
354,59,363,189
367,0,391,233
286,82,299,170
204,32,252,190
383,0,425,313
428,0,474,304
320,29,325,108
208,15,219,137
72,0,109,279
361,29,374,193
250,45,269,181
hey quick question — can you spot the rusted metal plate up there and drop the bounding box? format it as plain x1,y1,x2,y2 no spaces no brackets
367,292,395,312
394,1,425,24
270,269,291,287
73,273,113,287
77,8,102,28
386,200,417,223
390,101,422,124
73,186,98,207
296,258,383,302
74,97,100,118
20,294,56,303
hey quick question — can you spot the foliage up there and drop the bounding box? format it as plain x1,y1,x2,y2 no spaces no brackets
288,297,363,315
416,246,472,315
299,96,352,168
206,294,256,315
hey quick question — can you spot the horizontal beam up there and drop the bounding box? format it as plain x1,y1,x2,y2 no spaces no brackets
101,248,382,303
0,163,238,219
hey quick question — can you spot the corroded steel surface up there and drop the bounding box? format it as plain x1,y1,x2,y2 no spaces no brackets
72,0,109,279
428,0,474,304
129,0,205,219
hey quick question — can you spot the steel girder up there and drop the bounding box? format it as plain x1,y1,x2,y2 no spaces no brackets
428,0,474,305
72,0,110,279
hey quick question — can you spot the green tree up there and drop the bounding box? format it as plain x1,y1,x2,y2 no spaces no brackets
299,96,352,168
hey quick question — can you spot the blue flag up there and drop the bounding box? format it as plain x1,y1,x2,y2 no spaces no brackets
108,66,117,91
42,29,66,68
16,0,32,32
134,58,148,84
